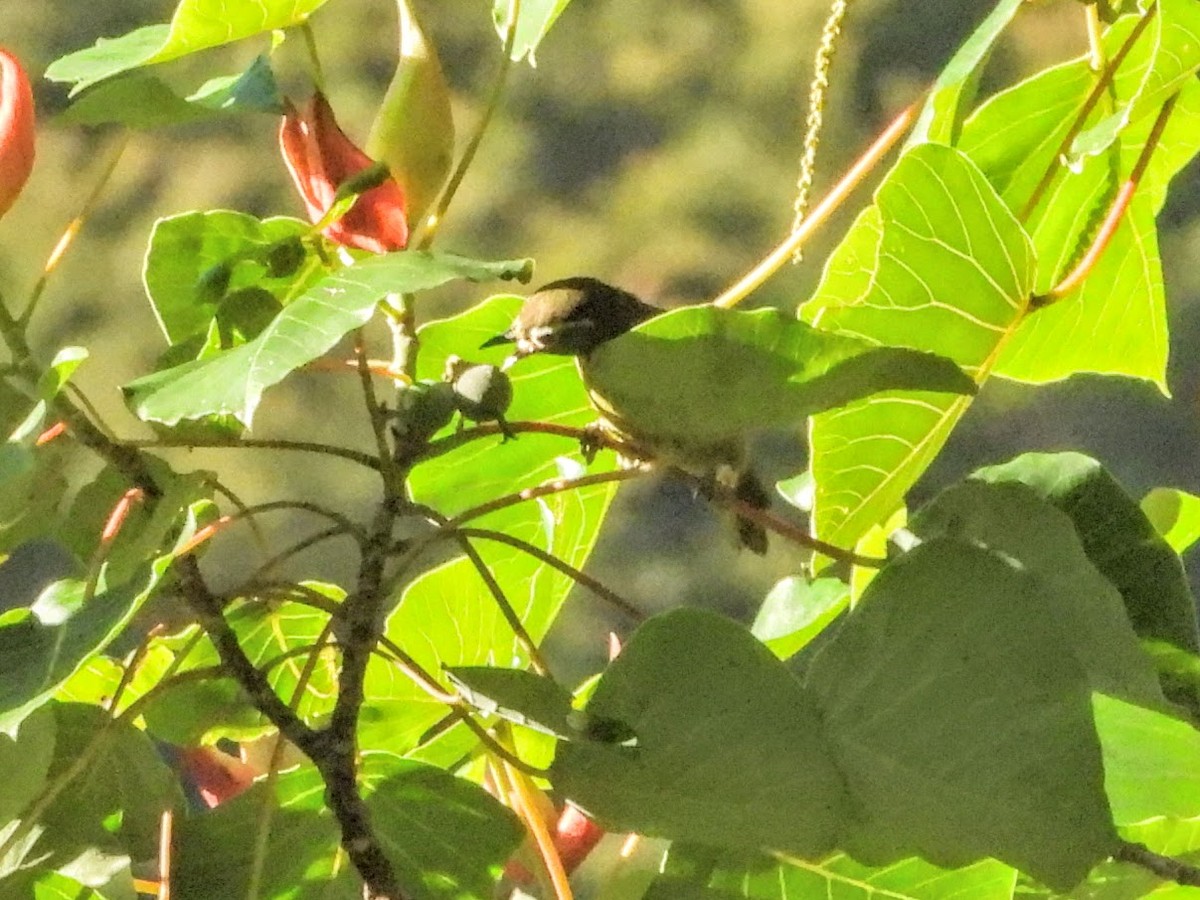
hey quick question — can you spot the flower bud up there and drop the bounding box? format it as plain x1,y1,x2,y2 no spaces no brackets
279,92,408,254
0,49,35,219
366,0,455,225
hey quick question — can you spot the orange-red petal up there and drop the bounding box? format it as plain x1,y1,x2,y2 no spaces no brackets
0,49,35,219
279,92,408,253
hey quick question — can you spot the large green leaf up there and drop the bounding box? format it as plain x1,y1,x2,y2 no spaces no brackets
1092,693,1200,826
582,305,976,455
657,845,1017,900
36,704,181,870
806,536,1123,891
907,0,1025,146
1072,0,1200,160
910,477,1168,703
801,142,1036,549
970,452,1200,654
126,252,532,426
959,43,1200,388
142,210,313,346
553,609,850,856
45,0,332,95
0,706,56,824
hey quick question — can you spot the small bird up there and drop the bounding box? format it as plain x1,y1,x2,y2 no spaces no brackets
481,277,658,359
483,277,771,553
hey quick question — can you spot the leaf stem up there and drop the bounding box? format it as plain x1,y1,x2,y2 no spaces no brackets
413,0,521,249
1018,3,1157,222
1032,91,1178,307
458,527,646,622
20,132,129,326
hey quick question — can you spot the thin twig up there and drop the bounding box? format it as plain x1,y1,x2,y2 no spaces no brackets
458,527,646,622
457,534,552,675
711,101,918,309
125,435,382,472
21,133,130,325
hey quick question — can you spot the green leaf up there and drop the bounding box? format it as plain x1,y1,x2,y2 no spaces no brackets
801,142,1036,549
584,305,976,455
8,704,182,881
907,0,1024,146
45,0,332,95
0,706,56,823
971,452,1200,654
0,478,208,734
59,56,282,129
911,477,1168,704
806,537,1120,891
0,440,68,560
127,251,532,426
141,211,314,345
750,577,848,660
1072,1,1200,160
1142,487,1200,555
368,760,524,899
1092,693,1200,826
37,348,88,400
446,667,576,738
172,758,521,899
495,0,573,63
553,609,849,856
140,587,340,744
661,846,1017,900
959,51,1200,389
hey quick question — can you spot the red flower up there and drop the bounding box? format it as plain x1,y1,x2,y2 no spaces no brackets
0,49,35,219
279,92,408,254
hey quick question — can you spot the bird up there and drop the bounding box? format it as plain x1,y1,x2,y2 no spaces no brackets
482,276,771,553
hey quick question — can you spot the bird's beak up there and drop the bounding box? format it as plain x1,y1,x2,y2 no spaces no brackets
480,331,514,350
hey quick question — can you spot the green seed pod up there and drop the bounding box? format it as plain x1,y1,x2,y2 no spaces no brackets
395,379,457,441
366,0,456,226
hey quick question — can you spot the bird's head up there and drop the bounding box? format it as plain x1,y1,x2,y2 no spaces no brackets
482,277,658,361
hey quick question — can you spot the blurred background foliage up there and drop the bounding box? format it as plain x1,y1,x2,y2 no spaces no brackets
1,0,1199,670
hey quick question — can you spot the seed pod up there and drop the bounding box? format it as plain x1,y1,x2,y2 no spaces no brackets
446,356,514,437
366,0,455,226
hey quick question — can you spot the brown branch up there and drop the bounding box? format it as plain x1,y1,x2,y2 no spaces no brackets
1114,839,1200,887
